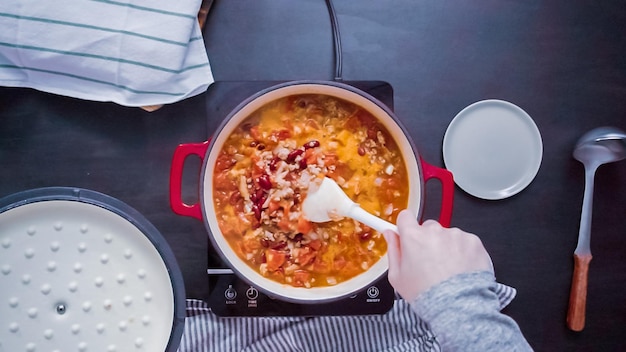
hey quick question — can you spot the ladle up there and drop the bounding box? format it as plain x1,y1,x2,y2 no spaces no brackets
567,126,626,331
302,177,398,234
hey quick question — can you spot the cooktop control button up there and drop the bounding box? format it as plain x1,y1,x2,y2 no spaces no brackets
224,285,237,300
246,286,259,300
366,286,380,299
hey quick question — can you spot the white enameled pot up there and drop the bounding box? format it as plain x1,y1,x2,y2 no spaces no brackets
170,81,453,304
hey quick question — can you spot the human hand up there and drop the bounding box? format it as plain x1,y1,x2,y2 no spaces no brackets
382,210,493,302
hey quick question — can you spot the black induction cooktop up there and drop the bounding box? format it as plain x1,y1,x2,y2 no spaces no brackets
203,80,397,317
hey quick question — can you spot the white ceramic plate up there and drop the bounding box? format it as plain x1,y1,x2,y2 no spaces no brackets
443,99,543,200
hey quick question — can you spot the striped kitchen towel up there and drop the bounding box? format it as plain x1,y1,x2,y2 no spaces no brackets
179,298,440,352
0,0,213,107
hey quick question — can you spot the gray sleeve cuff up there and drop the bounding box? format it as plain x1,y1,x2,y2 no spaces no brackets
409,271,532,351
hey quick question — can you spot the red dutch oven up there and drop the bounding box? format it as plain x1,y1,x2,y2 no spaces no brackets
170,81,454,303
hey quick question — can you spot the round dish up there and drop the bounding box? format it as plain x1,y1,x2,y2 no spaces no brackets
443,99,543,200
0,188,185,352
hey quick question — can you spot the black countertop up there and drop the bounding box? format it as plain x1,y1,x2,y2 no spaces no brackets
2,1,626,350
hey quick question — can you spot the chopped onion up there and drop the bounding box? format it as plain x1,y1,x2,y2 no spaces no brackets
384,203,393,216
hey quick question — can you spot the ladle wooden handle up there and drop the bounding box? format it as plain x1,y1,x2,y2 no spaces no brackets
567,253,592,331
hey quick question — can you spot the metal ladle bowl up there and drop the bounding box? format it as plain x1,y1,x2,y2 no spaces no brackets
567,126,626,331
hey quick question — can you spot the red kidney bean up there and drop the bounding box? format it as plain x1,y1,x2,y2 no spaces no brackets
229,191,241,205
250,188,262,203
257,194,267,209
293,192,302,205
256,143,266,150
367,127,378,140
303,140,320,149
360,232,372,241
257,174,272,190
299,158,307,170
269,157,279,171
358,144,366,156
252,205,261,221
296,99,307,108
271,241,287,250
287,149,304,163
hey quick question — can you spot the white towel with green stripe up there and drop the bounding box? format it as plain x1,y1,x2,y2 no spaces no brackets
0,0,213,107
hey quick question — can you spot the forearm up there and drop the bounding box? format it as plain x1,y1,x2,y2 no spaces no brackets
409,271,532,352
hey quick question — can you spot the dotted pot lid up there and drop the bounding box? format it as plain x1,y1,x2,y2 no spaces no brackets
0,188,185,352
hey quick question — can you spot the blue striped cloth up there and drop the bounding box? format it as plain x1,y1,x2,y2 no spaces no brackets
179,299,440,352
0,0,213,107
177,283,516,352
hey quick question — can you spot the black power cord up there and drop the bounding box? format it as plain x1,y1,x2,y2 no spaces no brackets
325,0,343,81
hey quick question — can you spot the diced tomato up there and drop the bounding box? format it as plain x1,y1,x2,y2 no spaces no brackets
293,247,316,266
378,176,402,203
333,256,347,271
265,249,287,272
297,216,313,234
277,217,292,231
215,152,236,172
228,190,241,205
272,129,291,141
248,156,264,179
212,189,228,205
327,162,355,181
293,270,311,287
341,261,360,277
304,148,318,164
250,125,262,141
308,239,322,251
305,119,319,130
269,269,285,282
267,200,281,213
241,234,262,253
214,172,236,192
343,114,362,130
285,96,298,111
277,207,294,231
323,153,338,167
312,258,331,274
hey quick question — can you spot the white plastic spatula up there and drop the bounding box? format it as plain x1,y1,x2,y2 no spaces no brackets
302,177,398,233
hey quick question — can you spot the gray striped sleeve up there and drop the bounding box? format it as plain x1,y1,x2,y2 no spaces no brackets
409,271,533,352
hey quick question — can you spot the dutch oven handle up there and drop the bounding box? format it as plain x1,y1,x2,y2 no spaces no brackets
419,157,454,228
169,141,210,221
